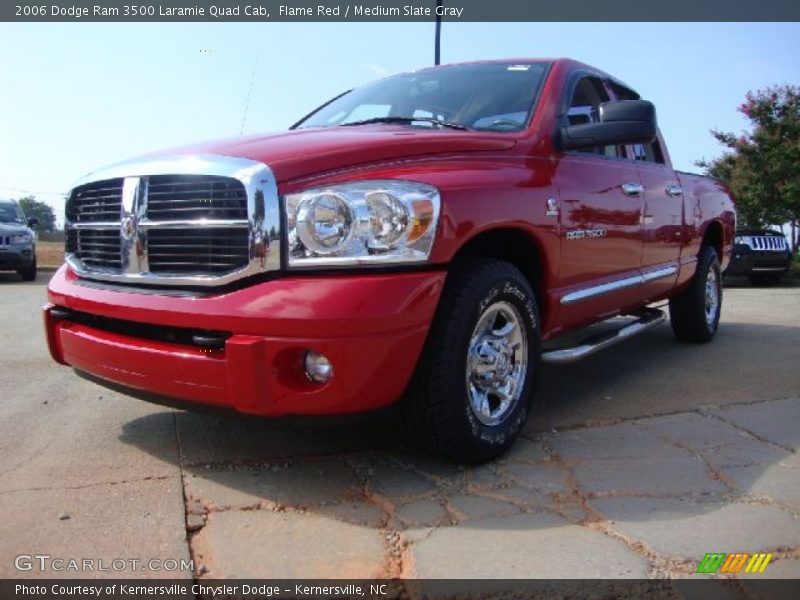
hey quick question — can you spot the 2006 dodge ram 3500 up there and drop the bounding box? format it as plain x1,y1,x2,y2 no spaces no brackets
44,59,735,462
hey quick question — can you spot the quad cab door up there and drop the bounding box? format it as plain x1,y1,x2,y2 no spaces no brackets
553,74,645,331
631,136,683,300
607,82,683,300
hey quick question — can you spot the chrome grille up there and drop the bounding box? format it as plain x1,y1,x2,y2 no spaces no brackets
747,236,787,251
64,155,280,287
147,228,250,274
66,179,124,223
66,229,122,270
146,175,248,221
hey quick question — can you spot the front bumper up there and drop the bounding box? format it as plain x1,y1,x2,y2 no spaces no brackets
45,265,445,416
0,247,34,270
725,247,792,276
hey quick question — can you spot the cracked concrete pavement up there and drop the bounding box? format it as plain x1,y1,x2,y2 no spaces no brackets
1,272,799,583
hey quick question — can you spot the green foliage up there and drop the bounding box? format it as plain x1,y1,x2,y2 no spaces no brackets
17,195,57,233
696,85,800,238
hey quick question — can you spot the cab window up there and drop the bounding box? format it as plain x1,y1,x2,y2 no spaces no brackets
566,76,625,158
608,81,665,164
630,141,665,164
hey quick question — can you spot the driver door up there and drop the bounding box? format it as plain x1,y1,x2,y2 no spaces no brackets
553,75,645,329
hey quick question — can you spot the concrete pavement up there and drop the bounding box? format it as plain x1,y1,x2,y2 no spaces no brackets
0,271,798,583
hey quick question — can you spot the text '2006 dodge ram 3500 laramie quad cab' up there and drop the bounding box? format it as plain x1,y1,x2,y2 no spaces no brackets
44,59,735,463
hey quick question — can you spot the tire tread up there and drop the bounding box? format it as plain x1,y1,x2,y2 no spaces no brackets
403,258,538,463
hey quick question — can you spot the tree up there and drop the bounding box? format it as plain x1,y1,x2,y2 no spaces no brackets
696,85,800,252
17,196,56,233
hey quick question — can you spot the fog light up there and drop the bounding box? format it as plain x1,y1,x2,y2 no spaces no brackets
304,350,333,384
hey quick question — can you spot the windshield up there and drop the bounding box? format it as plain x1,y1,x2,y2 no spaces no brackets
295,62,549,132
0,203,24,224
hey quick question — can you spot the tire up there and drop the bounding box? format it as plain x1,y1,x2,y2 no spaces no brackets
748,272,785,286
403,258,541,464
669,245,721,343
18,257,37,282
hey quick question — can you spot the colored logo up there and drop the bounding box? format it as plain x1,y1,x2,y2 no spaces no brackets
696,552,773,574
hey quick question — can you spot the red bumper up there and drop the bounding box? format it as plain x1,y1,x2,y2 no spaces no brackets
45,266,445,416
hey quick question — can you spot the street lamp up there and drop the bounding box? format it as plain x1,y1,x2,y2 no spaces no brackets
435,0,442,65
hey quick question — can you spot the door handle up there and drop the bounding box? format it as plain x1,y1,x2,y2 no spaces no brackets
622,182,644,197
666,184,683,197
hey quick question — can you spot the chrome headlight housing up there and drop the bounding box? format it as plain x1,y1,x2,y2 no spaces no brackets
284,180,440,268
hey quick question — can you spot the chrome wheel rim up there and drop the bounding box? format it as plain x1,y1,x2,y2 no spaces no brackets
466,301,528,426
705,268,719,327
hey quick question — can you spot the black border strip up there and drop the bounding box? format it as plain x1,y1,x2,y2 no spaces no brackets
4,1,800,23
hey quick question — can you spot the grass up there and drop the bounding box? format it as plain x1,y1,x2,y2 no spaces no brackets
37,240,65,268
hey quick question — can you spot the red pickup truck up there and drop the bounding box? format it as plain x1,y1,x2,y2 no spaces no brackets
44,58,735,462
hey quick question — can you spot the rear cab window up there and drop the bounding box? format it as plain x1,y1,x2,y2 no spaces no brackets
564,76,626,159
607,81,666,164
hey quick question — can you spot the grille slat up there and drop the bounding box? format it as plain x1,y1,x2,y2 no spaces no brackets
146,175,247,222
147,227,249,275
66,179,124,224
148,253,249,259
747,235,787,252
77,242,119,249
79,248,120,255
66,226,122,271
146,207,243,216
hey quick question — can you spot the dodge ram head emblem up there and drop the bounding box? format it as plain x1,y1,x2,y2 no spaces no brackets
121,215,136,239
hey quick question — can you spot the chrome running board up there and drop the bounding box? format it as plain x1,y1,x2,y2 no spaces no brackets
541,308,666,365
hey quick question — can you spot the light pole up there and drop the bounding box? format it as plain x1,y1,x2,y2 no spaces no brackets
435,0,442,65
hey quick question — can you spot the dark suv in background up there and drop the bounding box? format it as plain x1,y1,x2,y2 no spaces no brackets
0,199,38,281
725,228,793,285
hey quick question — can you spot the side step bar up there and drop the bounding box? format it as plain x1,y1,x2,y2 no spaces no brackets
541,308,666,365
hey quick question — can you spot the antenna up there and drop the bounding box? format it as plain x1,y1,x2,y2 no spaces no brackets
240,55,259,135
435,0,442,65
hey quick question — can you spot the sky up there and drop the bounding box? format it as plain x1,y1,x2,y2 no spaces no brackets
1,21,799,226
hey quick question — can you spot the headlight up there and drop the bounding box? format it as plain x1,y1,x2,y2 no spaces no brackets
12,234,33,244
734,236,749,246
285,180,440,268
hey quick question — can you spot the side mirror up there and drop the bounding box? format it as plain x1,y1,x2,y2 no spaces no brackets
28,217,39,228
559,100,657,150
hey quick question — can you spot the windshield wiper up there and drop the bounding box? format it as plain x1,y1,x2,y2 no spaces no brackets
340,116,470,131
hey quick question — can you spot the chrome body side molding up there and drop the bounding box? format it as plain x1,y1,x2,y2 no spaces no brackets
560,265,677,306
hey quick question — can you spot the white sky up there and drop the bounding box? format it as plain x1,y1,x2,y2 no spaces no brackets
1,22,798,226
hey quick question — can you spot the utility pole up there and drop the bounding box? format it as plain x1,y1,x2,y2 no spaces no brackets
435,0,442,65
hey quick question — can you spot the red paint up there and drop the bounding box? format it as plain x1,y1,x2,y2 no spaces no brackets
46,267,444,415
46,58,734,416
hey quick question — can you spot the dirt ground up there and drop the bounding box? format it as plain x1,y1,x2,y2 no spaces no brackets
0,272,798,589
35,240,64,268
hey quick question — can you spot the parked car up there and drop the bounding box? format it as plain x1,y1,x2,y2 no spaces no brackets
44,58,735,462
0,198,37,281
725,228,792,285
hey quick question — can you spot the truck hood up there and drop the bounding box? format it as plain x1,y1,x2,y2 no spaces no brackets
149,126,518,182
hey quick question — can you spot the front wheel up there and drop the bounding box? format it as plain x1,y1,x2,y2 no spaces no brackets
403,259,540,464
669,245,721,343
